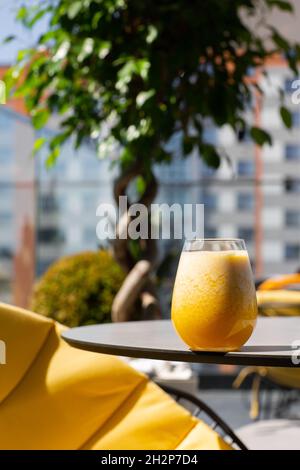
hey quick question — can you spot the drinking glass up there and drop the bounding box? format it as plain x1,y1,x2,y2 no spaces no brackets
171,239,257,351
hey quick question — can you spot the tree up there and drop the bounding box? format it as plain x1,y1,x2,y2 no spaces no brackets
6,0,299,321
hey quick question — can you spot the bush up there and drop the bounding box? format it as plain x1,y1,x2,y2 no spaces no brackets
31,250,125,327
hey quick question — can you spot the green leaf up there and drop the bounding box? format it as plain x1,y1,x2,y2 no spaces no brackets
16,5,48,29
136,90,155,107
98,41,111,59
32,137,47,155
97,136,118,159
146,25,158,44
182,136,196,155
193,117,203,133
17,49,31,62
0,81,6,104
49,133,69,150
271,29,290,51
120,148,134,168
199,143,220,169
266,0,293,12
128,239,141,261
46,147,60,168
31,109,50,130
280,106,292,129
67,2,81,20
2,35,15,44
78,38,94,62
287,52,298,75
136,59,150,80
250,127,272,146
26,7,51,28
136,176,146,195
16,6,28,22
92,11,103,29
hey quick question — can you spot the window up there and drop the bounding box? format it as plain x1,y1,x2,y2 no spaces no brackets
36,259,54,277
84,227,97,244
237,193,254,211
292,112,300,128
38,228,64,243
82,156,102,178
55,158,67,173
0,184,13,203
285,179,300,193
0,111,13,130
83,192,99,211
205,227,217,238
246,67,256,77
0,146,12,165
202,193,217,210
0,247,13,259
0,212,12,223
238,161,254,177
285,78,300,94
285,244,300,260
237,128,252,143
238,228,254,242
39,195,58,213
285,145,300,161
285,210,300,227
202,164,215,177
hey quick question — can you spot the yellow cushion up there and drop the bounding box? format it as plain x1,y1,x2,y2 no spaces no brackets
177,421,232,450
0,302,232,450
83,381,198,450
256,291,300,389
266,368,300,389
258,274,300,291
0,303,53,403
257,290,300,317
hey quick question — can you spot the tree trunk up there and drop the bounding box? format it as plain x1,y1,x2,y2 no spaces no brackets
111,164,161,322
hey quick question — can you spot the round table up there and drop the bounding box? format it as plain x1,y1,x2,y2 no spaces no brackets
62,317,300,368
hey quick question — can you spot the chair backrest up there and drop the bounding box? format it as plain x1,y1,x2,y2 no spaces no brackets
161,384,247,450
0,303,235,450
258,274,300,292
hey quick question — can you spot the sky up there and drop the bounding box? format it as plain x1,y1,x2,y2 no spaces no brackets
0,0,47,64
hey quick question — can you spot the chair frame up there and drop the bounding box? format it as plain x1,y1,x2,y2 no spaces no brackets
160,384,247,450
244,373,300,420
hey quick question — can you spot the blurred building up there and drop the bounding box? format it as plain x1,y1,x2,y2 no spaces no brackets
1,58,300,308
216,57,300,276
150,58,300,277
0,76,36,305
0,69,117,306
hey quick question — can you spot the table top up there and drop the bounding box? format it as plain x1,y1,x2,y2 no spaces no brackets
62,317,300,368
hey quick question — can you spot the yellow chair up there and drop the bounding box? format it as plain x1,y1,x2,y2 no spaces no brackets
258,273,300,292
257,273,300,317
257,290,300,317
0,302,236,450
234,277,300,419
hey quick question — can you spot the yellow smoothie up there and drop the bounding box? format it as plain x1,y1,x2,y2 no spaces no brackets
171,250,257,351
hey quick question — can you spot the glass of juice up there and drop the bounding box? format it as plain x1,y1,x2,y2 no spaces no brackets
171,239,258,351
